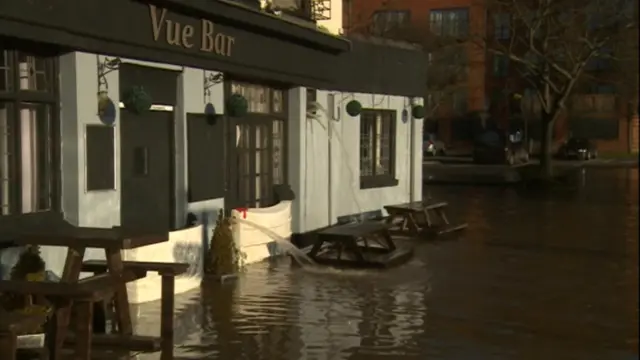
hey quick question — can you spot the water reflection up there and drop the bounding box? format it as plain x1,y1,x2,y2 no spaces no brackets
133,168,638,360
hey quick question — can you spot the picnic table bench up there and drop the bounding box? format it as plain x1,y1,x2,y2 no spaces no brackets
0,270,145,360
81,260,189,356
307,222,412,268
384,201,468,237
0,221,181,360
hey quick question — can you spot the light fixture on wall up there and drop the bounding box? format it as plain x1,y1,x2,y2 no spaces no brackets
98,92,117,125
203,72,224,98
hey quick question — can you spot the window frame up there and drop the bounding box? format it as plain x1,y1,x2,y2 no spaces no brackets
371,10,411,36
359,108,398,190
429,8,470,38
0,48,61,217
493,13,511,40
492,54,509,77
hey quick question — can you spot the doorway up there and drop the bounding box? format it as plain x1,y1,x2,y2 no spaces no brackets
120,111,174,232
225,80,288,210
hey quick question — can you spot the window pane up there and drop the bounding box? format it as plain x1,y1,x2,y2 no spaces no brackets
20,103,53,213
0,103,13,214
360,113,375,176
272,120,284,185
379,115,392,174
18,53,51,92
0,50,12,92
273,90,283,113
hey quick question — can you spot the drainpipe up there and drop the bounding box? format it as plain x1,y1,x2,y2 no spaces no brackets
327,93,335,226
409,98,417,202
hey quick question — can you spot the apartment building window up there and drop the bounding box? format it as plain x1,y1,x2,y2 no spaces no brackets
494,13,510,39
0,48,59,215
360,109,397,189
430,8,469,37
493,54,509,77
372,10,410,36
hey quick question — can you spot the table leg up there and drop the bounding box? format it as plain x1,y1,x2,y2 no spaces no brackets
405,214,421,236
75,301,94,360
0,332,17,360
380,230,396,251
436,209,450,225
160,275,175,360
53,246,86,359
104,248,133,335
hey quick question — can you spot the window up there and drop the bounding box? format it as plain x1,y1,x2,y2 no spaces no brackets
430,8,469,37
585,47,613,71
371,10,411,36
85,125,115,191
493,54,509,77
359,109,397,189
230,81,286,208
494,13,510,40
0,49,59,215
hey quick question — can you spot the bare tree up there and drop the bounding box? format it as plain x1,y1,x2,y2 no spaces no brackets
480,0,637,177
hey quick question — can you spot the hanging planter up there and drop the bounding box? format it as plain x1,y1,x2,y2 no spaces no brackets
345,100,362,117
97,92,117,125
122,86,152,115
411,105,426,119
226,93,248,117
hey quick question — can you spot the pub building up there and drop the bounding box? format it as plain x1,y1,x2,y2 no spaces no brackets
0,0,426,302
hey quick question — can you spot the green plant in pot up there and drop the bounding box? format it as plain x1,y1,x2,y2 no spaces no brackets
227,93,248,117
345,100,362,117
122,86,152,114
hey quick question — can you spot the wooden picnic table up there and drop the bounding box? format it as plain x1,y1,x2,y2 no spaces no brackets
384,201,460,236
0,223,169,360
310,222,396,263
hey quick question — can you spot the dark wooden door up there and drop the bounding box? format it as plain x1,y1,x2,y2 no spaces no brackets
120,111,174,232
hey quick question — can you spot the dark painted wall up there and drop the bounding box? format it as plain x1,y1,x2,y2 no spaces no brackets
0,0,426,96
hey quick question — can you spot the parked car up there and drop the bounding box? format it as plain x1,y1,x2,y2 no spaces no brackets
472,131,529,165
423,133,446,157
556,138,598,160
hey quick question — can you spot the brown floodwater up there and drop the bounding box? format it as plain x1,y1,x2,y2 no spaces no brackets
132,168,639,360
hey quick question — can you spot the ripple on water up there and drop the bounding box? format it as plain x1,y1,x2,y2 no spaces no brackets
133,169,638,360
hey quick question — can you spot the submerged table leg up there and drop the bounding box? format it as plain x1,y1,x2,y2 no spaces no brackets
54,246,86,359
104,248,133,335
0,332,17,360
75,300,94,360
160,275,175,360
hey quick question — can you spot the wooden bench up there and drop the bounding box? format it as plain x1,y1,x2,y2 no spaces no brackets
0,270,146,360
81,260,189,359
384,201,467,237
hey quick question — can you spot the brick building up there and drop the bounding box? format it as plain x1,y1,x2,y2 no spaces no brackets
343,0,638,153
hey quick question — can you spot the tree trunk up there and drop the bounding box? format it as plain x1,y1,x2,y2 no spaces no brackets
539,113,555,179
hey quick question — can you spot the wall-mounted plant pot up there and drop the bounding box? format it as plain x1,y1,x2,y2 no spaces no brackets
122,86,152,115
346,100,362,117
98,92,117,125
226,94,248,117
411,105,426,119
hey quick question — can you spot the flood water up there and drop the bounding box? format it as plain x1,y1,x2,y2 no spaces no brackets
134,168,638,360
